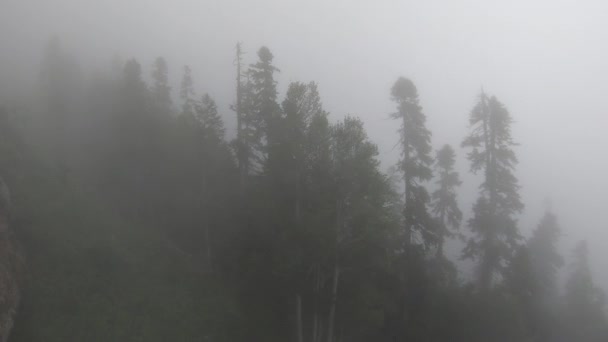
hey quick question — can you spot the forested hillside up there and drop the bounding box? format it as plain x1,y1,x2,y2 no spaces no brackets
0,39,606,342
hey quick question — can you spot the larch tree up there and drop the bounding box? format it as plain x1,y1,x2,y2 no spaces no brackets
461,91,523,291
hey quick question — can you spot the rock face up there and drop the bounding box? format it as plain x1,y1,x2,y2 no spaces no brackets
0,177,24,342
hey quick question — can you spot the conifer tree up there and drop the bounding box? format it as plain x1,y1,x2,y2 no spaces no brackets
431,144,462,258
248,46,280,169
528,211,563,296
390,77,436,253
151,57,172,114
180,65,195,115
461,92,523,290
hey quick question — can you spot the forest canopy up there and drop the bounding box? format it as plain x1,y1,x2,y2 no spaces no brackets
0,38,606,342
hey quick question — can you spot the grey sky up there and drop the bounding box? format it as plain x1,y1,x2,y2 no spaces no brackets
2,0,608,288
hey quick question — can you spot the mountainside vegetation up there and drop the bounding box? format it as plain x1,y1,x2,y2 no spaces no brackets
0,39,606,342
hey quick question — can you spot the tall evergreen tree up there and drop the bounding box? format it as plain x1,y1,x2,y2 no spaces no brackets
38,37,82,179
461,91,523,290
248,46,280,169
389,77,436,339
327,116,390,342
528,211,563,297
194,94,225,143
180,65,195,115
431,144,462,258
390,77,436,252
281,81,325,220
506,210,564,341
233,42,248,190
151,57,172,114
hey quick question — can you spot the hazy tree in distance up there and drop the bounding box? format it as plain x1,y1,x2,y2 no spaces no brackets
563,241,608,341
461,91,523,291
389,77,436,336
193,93,228,270
431,144,462,259
523,210,564,341
528,211,564,298
233,42,247,190
180,65,195,115
151,57,172,114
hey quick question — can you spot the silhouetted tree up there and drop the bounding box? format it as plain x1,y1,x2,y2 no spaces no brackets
180,65,195,115
151,57,172,114
462,91,523,290
248,46,280,169
431,144,462,258
563,241,608,341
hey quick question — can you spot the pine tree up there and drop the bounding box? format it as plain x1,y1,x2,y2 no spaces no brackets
431,144,462,258
461,91,523,290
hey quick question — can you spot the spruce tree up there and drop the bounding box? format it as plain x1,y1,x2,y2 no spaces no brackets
390,77,436,253
461,91,523,290
248,46,280,169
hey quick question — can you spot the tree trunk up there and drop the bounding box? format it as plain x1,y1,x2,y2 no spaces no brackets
327,261,340,342
312,265,320,342
204,218,212,270
295,169,301,223
296,294,303,342
327,200,342,342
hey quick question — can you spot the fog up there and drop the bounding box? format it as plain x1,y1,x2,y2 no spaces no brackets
1,0,608,340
